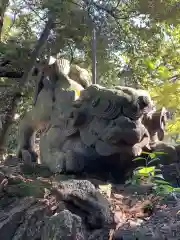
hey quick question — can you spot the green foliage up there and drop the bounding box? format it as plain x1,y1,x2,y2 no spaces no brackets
136,0,180,25
2,0,180,85
119,22,180,132
126,152,161,185
128,151,180,196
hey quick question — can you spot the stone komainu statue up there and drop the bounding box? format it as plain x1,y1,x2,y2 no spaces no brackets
16,55,171,177
17,56,91,159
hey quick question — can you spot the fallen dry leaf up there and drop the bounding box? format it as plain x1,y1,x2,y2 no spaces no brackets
99,184,112,198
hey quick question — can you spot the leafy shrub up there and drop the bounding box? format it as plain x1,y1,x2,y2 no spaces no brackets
127,151,180,196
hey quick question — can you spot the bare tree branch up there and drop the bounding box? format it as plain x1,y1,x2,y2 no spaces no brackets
169,74,180,83
22,0,47,21
113,0,121,11
67,41,74,64
19,16,54,86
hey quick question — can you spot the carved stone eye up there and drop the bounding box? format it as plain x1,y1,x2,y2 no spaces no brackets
92,97,100,107
138,96,149,109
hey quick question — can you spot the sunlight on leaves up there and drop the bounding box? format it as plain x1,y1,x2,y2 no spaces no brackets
136,166,155,177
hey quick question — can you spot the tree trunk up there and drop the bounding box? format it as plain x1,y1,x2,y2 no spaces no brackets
92,24,97,84
19,17,54,86
0,86,21,157
0,0,9,40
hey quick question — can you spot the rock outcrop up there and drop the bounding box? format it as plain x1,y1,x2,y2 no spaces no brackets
0,160,114,239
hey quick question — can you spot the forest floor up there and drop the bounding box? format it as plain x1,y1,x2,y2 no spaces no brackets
1,155,180,239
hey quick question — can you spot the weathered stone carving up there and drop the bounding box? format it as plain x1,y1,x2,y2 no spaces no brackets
38,84,160,174
17,56,91,161
17,55,174,178
142,107,178,165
